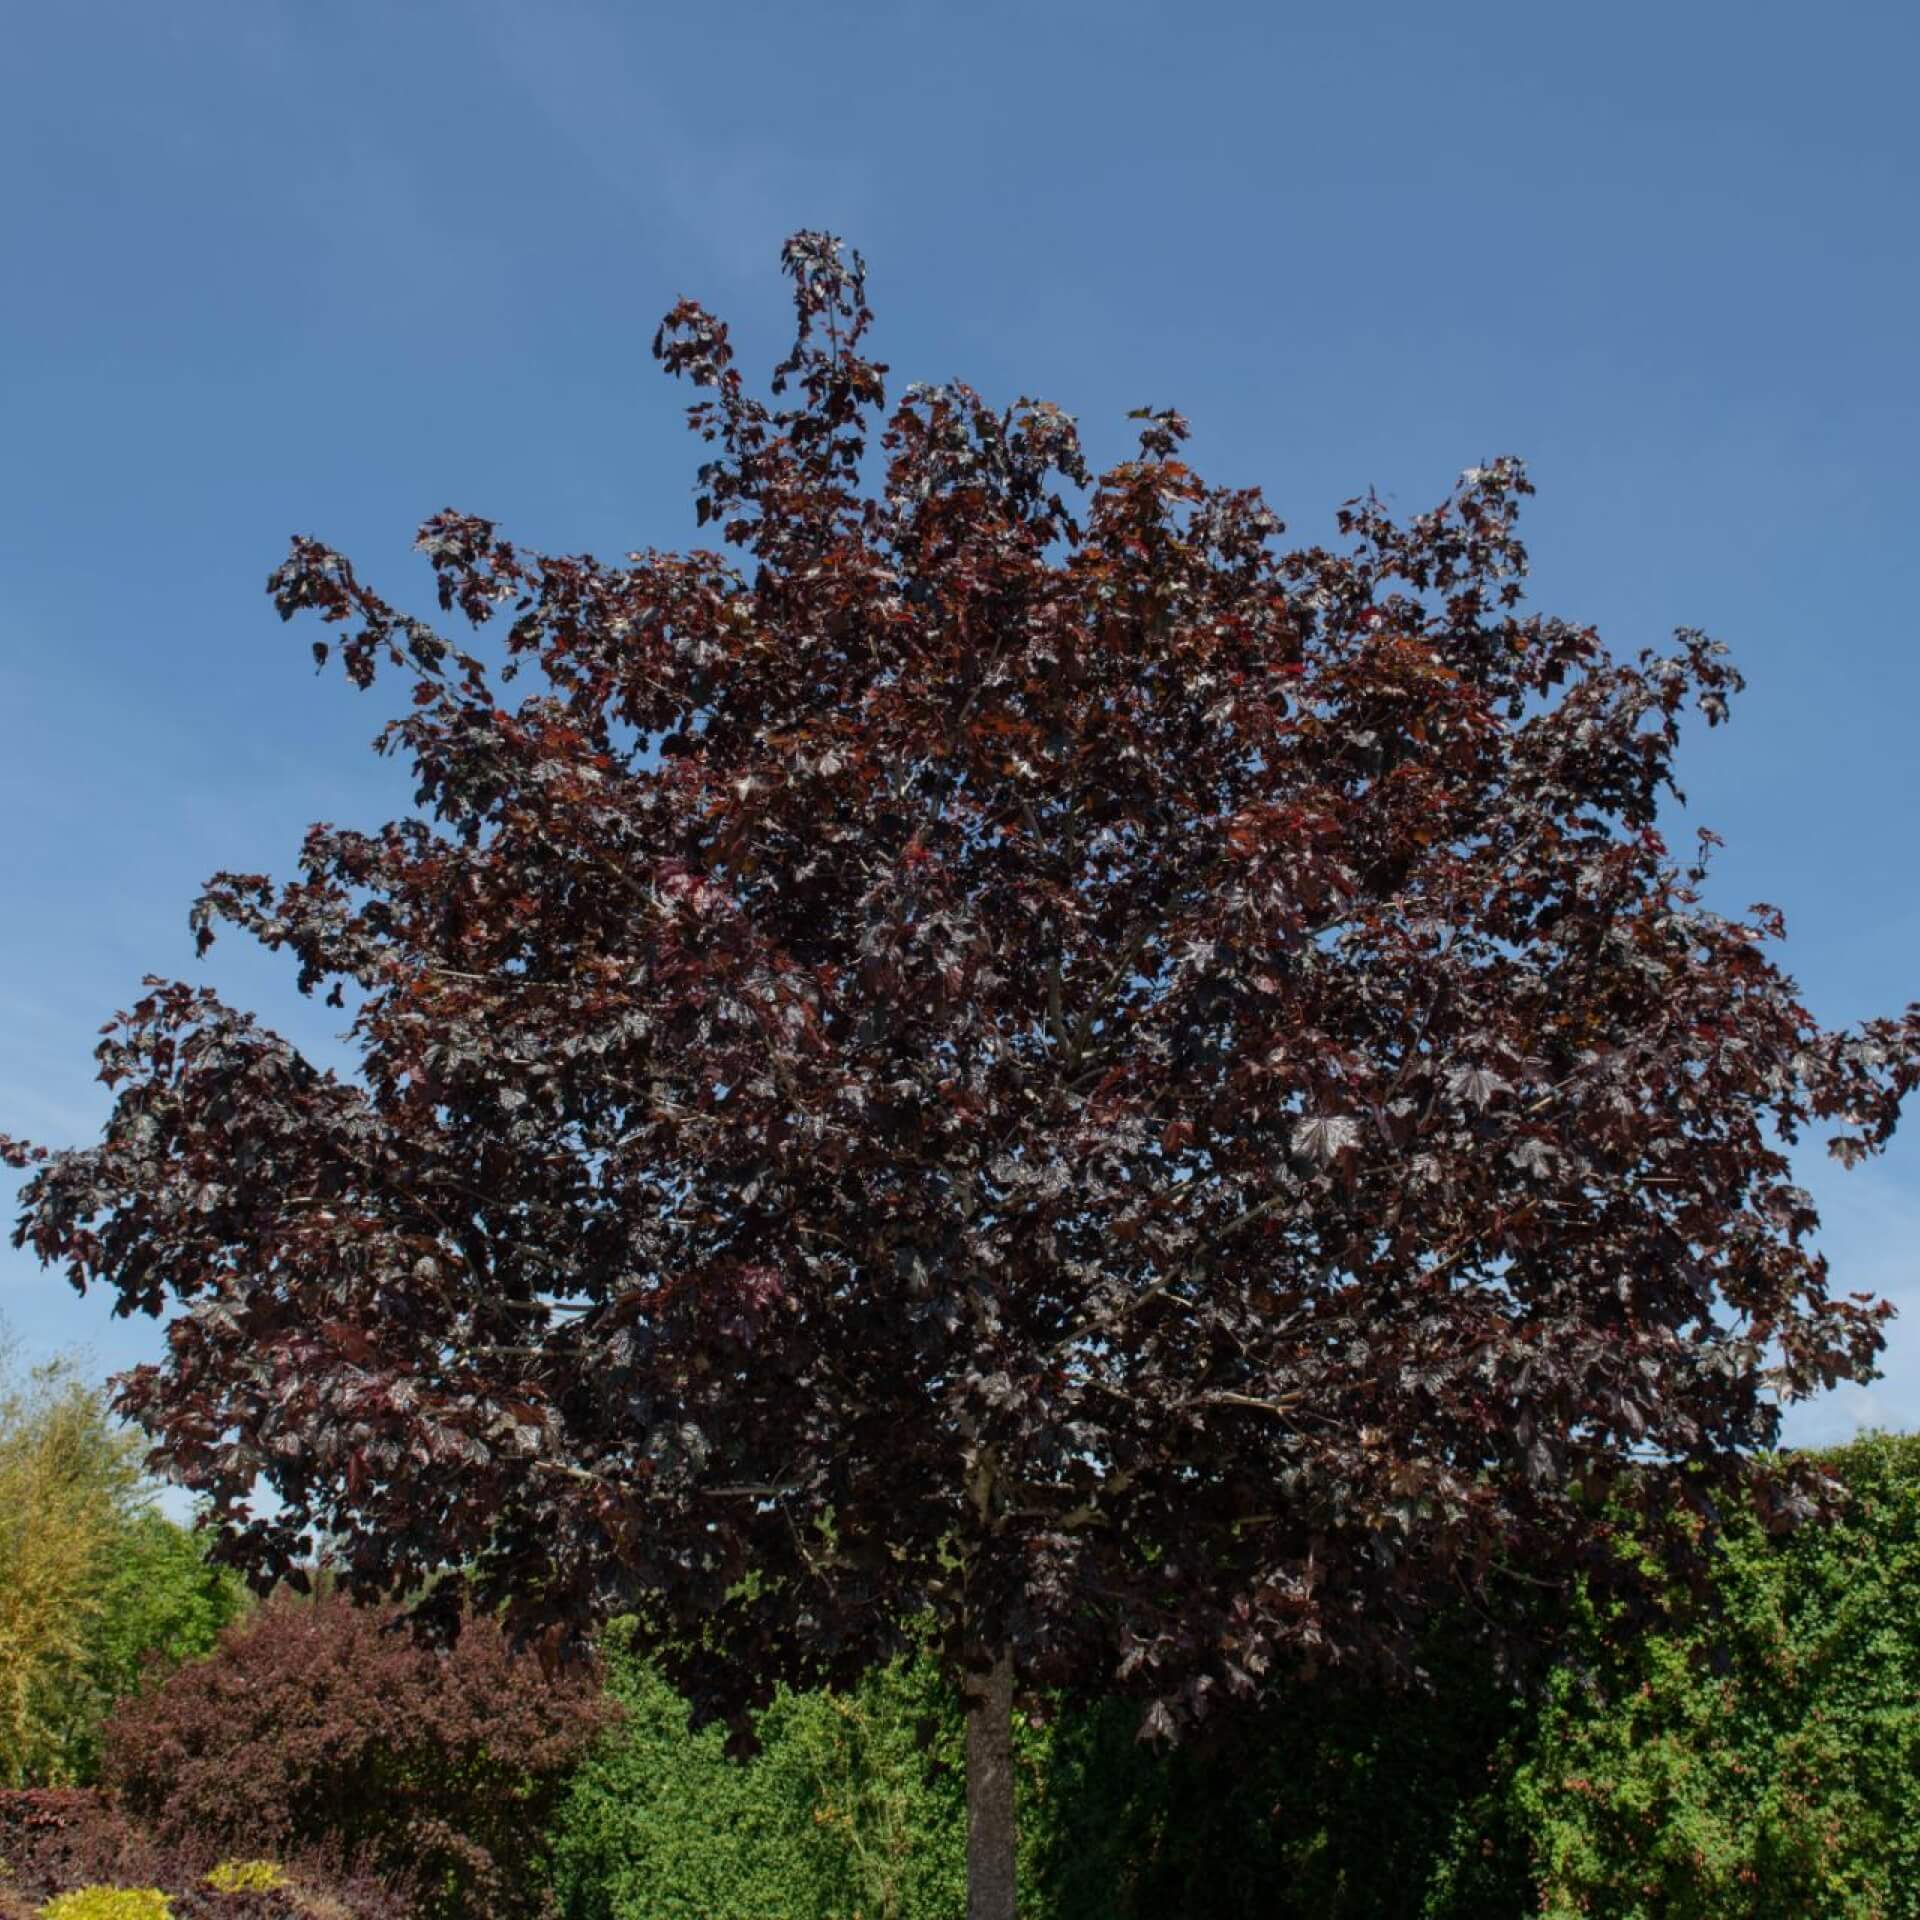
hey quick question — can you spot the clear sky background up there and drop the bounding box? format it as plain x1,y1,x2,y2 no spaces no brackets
2,0,1915,1455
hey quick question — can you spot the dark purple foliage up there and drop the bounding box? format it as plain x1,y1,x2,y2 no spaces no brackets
7,234,1917,1752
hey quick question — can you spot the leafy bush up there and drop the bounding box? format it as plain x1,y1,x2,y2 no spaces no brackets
1026,1635,1528,1920
0,1790,157,1898
199,1868,283,1897
103,1594,611,1920
550,1628,982,1920
1505,1431,1920,1919
37,1890,172,1920
547,1650,803,1920
0,1791,404,1920
748,1651,982,1920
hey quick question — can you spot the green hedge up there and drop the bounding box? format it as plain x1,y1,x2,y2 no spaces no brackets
549,1625,979,1920
550,1435,1920,1920
1511,1431,1920,1919
1028,1638,1525,1918
550,1620,1521,1920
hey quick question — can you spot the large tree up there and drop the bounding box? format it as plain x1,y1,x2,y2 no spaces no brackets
8,234,1917,1916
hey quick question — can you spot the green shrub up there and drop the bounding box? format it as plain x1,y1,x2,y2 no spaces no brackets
551,1626,972,1920
36,1890,171,1920
550,1620,1519,1920
749,1651,973,1920
548,1647,798,1920
1506,1432,1920,1919
202,1858,286,1894
1023,1627,1528,1920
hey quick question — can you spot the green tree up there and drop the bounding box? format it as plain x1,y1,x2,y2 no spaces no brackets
60,1508,246,1782
0,1336,243,1785
0,1345,141,1784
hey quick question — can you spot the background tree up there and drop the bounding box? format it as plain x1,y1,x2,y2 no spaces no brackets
7,233,1917,1916
62,1510,247,1784
0,1339,244,1787
0,1349,141,1785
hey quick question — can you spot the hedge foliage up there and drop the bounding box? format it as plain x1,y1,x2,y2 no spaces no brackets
1510,1431,1920,1919
550,1435,1920,1920
549,1617,1522,1920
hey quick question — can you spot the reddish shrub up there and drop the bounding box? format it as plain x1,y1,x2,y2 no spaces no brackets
0,1789,151,1896
0,1787,408,1918
100,1594,611,1920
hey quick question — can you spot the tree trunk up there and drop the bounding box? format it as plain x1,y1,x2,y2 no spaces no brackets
965,1646,1017,1920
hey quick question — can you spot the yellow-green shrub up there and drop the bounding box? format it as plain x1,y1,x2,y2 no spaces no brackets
36,1889,171,1920
0,1345,243,1789
202,1859,285,1894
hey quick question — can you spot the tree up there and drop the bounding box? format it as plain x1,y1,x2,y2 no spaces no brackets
7,233,1918,1916
63,1510,247,1783
0,1341,243,1787
0,1349,141,1785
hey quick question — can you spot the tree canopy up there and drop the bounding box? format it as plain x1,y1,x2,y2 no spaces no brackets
7,235,1917,1757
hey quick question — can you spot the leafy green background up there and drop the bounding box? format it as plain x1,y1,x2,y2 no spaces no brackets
550,1434,1920,1920
10,1347,1920,1919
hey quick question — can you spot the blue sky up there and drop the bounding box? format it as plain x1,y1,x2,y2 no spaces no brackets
2,0,1915,1452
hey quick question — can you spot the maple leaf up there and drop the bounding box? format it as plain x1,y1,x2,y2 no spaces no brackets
1290,1114,1361,1167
